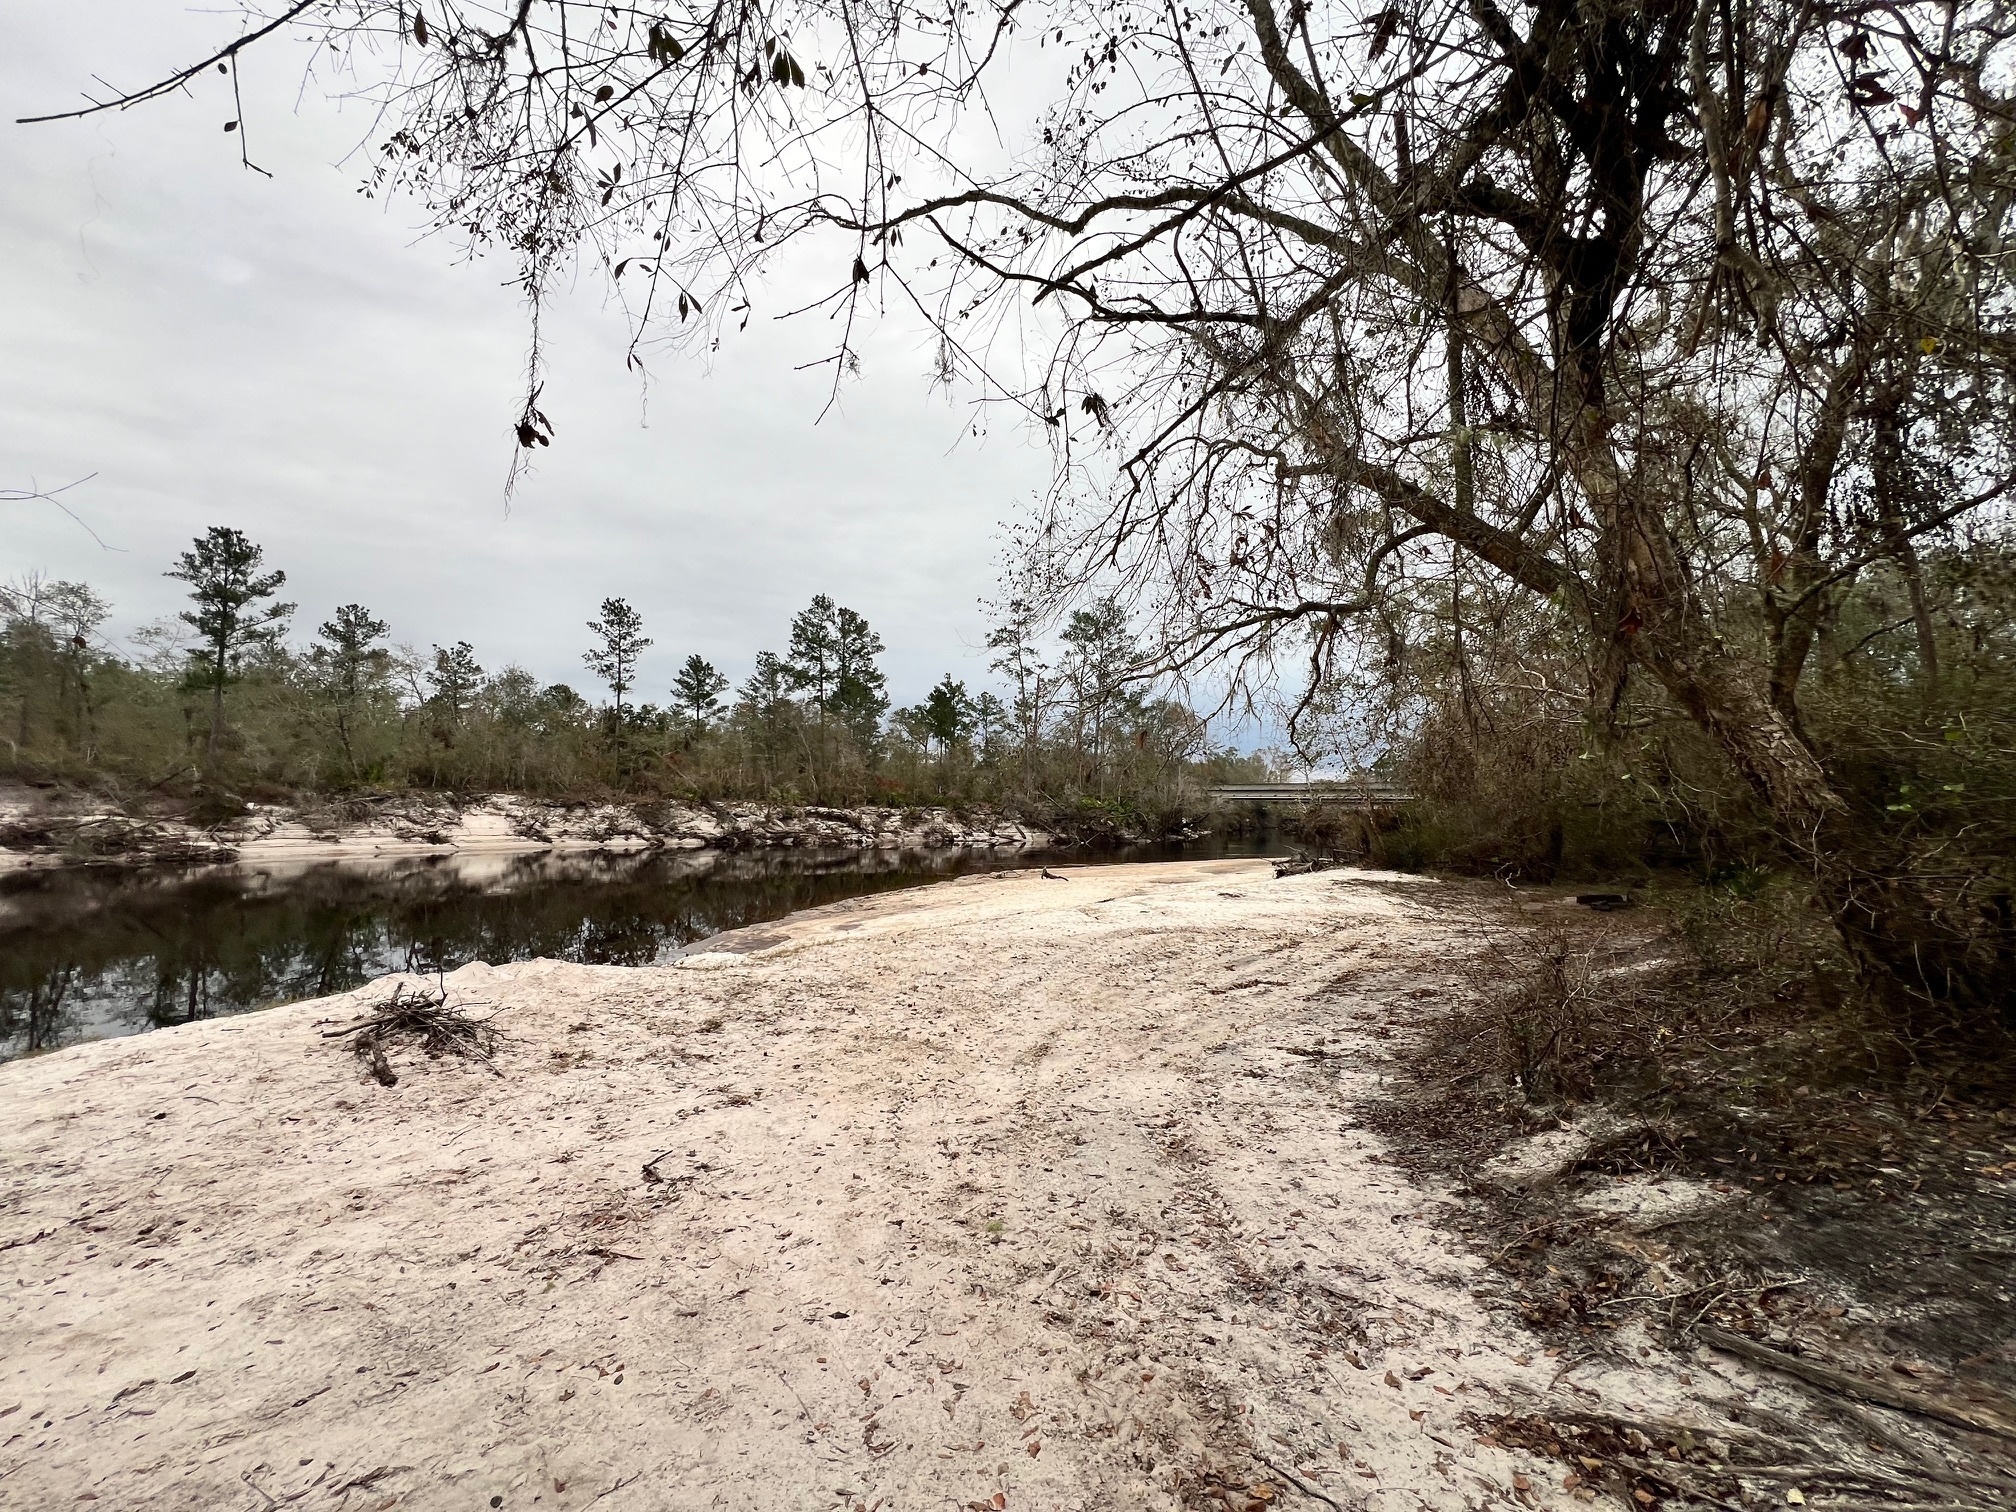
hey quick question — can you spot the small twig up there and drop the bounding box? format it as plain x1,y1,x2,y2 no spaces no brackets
1593,1275,1733,1311
590,1471,642,1503
328,1465,406,1496
640,1149,680,1184
1487,1220,1558,1266
1,473,120,549
1252,1452,1348,1511
1679,1283,1741,1331
1548,1349,1598,1389
1303,1278,1371,1310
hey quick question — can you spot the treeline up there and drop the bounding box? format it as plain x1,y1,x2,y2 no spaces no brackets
0,527,1264,824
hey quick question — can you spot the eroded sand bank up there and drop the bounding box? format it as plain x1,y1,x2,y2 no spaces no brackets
0,789,1050,873
1,862,1768,1510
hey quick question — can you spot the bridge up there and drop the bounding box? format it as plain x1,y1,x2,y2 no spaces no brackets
1209,780,1414,806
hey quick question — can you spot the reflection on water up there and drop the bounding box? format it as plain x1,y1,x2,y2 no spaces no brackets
0,837,1272,1061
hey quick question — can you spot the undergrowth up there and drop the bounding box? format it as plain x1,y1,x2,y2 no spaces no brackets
1363,878,2016,1398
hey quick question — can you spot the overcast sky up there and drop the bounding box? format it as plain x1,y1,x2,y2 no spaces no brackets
0,3,1057,708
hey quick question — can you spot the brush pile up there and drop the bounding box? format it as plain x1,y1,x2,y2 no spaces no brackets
321,981,503,1087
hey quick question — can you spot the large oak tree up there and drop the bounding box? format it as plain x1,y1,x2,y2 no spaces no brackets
28,0,2016,1021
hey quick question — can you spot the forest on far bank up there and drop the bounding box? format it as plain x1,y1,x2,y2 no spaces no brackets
0,526,1269,830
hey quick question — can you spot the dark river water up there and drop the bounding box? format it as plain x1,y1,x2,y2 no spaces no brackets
0,837,1277,1061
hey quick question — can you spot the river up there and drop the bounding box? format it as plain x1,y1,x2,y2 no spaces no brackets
0,837,1277,1061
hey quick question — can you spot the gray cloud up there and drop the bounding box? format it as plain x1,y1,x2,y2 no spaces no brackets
1,2,1049,705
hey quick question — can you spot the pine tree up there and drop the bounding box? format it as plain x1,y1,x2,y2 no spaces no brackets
919,675,974,755
583,597,652,723
735,650,797,792
1059,598,1141,796
737,651,794,717
165,527,294,769
784,596,889,791
670,654,730,728
784,595,840,714
47,582,109,760
973,691,1007,761
310,604,390,777
831,606,889,745
427,642,484,724
987,597,1048,793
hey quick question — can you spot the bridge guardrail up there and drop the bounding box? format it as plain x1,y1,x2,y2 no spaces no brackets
1208,783,1415,804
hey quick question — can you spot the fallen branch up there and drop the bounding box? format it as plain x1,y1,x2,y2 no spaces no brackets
1610,1466,1742,1512
1831,1397,2016,1488
1272,855,1341,878
1524,1407,1996,1511
1698,1325,2016,1443
1733,1460,2008,1505
1543,1407,1778,1449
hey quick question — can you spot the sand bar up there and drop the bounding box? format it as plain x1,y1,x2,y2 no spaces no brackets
1,862,1749,1510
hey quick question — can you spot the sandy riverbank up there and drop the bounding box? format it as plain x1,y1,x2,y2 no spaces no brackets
0,862,1805,1510
0,789,1052,873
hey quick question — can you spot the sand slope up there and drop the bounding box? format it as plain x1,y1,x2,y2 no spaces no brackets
1,862,1728,1510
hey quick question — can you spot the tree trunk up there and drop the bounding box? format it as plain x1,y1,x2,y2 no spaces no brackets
1872,397,1941,696
206,675,225,771
1633,623,2010,1035
1566,434,2008,1034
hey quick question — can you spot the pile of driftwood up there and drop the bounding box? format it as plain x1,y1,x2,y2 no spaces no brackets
321,982,503,1087
0,813,236,868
